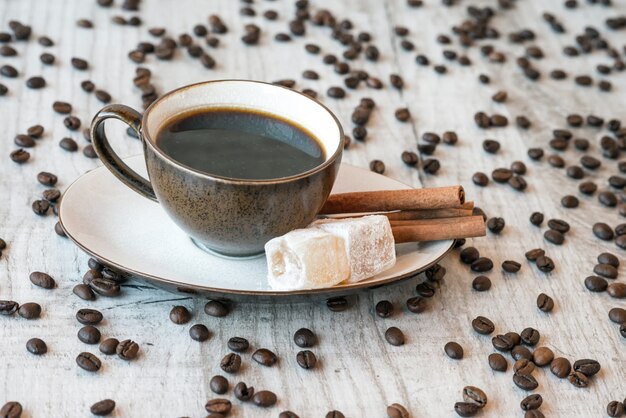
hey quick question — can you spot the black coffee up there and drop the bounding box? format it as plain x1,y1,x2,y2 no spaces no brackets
156,108,325,179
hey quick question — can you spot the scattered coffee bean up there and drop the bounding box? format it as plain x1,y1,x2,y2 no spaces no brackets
169,306,191,324
609,307,626,324
568,371,589,388
502,260,521,273
59,137,78,152
544,229,565,245
492,334,516,352
26,337,47,355
78,325,101,345
488,353,507,372
71,57,89,70
90,399,115,416
18,302,41,320
471,257,493,272
204,300,229,317
116,339,139,360
253,348,278,366
99,338,119,355
608,283,626,299
487,217,505,234
32,200,50,216
512,345,533,361
376,300,394,318
0,402,22,418
220,353,241,374
76,308,103,325
64,116,81,131
205,398,232,414
89,278,121,297
385,327,405,346
593,223,614,241
228,336,249,352
594,263,617,279
460,247,480,264
537,293,554,312
14,135,35,148
472,172,489,186
513,372,539,391
387,403,409,418
530,212,544,226
607,401,625,418
454,402,479,417
472,276,491,291
548,219,570,233
29,271,55,289
253,390,277,407
73,284,95,301
462,386,487,408
370,160,385,174
326,297,349,312
210,375,228,395
520,394,543,411
189,324,210,342
472,316,495,335
573,359,601,377
76,352,102,372
532,347,554,366
536,255,555,273
296,350,317,369
550,357,571,378
0,301,18,316
521,327,540,346
406,296,427,313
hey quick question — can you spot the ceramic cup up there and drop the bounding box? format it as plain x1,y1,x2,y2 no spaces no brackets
90,80,344,257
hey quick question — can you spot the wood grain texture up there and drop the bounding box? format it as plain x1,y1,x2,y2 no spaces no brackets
0,0,625,417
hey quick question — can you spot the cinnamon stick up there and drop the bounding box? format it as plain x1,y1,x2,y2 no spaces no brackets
319,186,465,215
391,216,486,243
385,205,474,220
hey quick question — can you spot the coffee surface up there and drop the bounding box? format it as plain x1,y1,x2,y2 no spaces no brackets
156,108,325,179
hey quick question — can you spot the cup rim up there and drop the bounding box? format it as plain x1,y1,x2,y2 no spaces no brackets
142,79,344,185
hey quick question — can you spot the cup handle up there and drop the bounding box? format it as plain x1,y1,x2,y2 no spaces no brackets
91,104,158,202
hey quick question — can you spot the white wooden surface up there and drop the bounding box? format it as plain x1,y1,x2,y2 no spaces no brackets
0,0,625,417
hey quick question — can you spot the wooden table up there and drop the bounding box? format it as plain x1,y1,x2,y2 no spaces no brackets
1,0,625,416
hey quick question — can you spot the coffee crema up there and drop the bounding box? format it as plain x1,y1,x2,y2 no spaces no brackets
156,107,325,180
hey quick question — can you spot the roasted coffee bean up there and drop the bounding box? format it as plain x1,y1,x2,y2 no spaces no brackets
375,300,394,318
18,302,41,320
253,390,277,407
537,293,554,312
547,219,570,234
492,334,515,352
520,394,543,411
25,76,46,89
547,154,565,168
488,353,507,372
426,264,446,282
0,301,18,315
566,165,584,179
327,86,346,99
0,65,18,78
32,200,50,216
116,339,139,360
599,191,618,207
454,402,479,417
71,57,88,70
169,306,191,324
37,172,58,187
59,137,78,152
532,347,554,366
395,108,411,122
76,352,101,372
210,375,228,394
0,402,23,418
76,308,103,325
95,90,112,104
89,278,121,297
616,223,626,236
579,181,597,195
401,151,418,166
525,249,545,261
585,275,608,292
14,135,35,148
233,381,254,401
513,372,539,391
442,131,458,145
83,269,102,285
608,283,626,299
573,359,601,376
205,399,232,414
99,338,119,355
594,263,617,279
415,281,436,297
189,324,210,342
502,260,521,273
487,217,505,234
550,357,571,378
296,350,317,369
472,172,488,186
593,223,614,241
616,235,626,249
64,116,81,131
78,325,101,344
492,168,513,183
609,307,626,323
385,327,405,346
580,155,601,170
462,386,487,408
472,316,495,335
422,158,440,174
406,296,427,313
609,176,626,189
0,45,16,57
512,345,533,361
483,139,500,153
471,257,493,272
42,188,61,202
326,296,349,311
472,276,491,291
26,125,44,139
228,336,249,352
621,324,626,338
26,337,47,355
204,300,229,317
527,148,544,160
220,353,241,373
253,348,277,366
444,341,463,359
422,132,441,144
90,399,115,416
544,229,564,245
29,271,55,289
561,195,579,208
460,247,480,264
607,401,625,418
530,212,544,226
521,327,540,345
370,160,385,174
568,371,589,388
73,284,95,301
536,256,555,273
386,403,409,418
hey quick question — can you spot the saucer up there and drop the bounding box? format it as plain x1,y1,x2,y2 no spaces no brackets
59,156,454,301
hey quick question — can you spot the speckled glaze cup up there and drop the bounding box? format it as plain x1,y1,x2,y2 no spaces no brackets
91,80,344,257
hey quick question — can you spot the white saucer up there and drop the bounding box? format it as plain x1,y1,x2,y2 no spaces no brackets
59,156,454,300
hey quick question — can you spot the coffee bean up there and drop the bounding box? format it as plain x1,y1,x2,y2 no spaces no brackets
492,168,513,183
561,195,579,208
548,219,570,233
460,247,480,264
40,52,55,65
253,390,277,407
593,223,614,240
327,297,349,311
483,139,500,153
37,172,58,187
83,269,102,285
573,359,601,376
42,188,61,202
0,65,18,78
18,302,41,320
454,402,479,417
210,375,228,395
205,399,231,414
530,212,544,226
568,371,589,388
512,345,533,361
99,338,119,355
607,401,625,418
441,341,465,360
406,296,427,313
532,347,554,366
0,45,16,57
608,283,626,299
220,353,241,373
234,381,254,401
528,148,544,160
76,352,101,372
26,337,47,355
492,334,515,352
64,116,81,131
395,108,411,122
462,386,487,408
547,154,565,168
89,278,121,297
581,155,602,170
25,76,46,89
189,324,210,342
401,151,419,166
169,306,191,324
471,257,493,272
609,307,626,323
227,336,249,352
521,327,540,345
0,402,23,418
502,260,521,273
72,284,95,301
385,327,405,346
544,229,564,245
117,339,139,360
550,357,571,378
91,399,115,416
487,217,505,234
71,57,88,70
585,275,608,292
488,353,507,372
594,263,617,279
59,137,78,152
14,135,35,148
472,276,491,291
32,199,50,216
472,316,495,335
253,348,277,366
513,372,539,391
472,172,489,186
536,255,555,273
370,160,385,174
296,350,317,369
327,86,346,98
415,281,436,298
0,301,18,316
537,293,554,312
422,158,440,174
375,300,393,318
204,300,229,317
78,325,101,344
616,235,626,249
386,403,409,418
616,224,626,236
75,309,103,326
520,394,543,411
29,271,55,289
621,324,626,339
